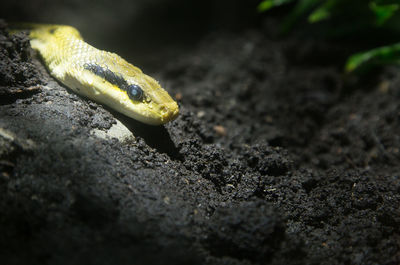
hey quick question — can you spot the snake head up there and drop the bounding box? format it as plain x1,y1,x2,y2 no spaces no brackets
125,73,179,125
82,61,179,125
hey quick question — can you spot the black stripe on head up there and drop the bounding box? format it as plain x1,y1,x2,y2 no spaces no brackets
84,63,128,90
84,63,144,101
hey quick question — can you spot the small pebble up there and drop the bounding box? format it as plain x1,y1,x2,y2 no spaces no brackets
175,92,182,101
213,125,227,136
197,111,205,118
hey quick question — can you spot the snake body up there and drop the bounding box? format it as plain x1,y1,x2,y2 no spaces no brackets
23,24,179,125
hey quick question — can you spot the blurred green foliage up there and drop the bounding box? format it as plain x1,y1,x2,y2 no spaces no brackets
258,0,400,72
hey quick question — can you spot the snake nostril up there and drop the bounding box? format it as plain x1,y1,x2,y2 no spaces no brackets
160,106,168,115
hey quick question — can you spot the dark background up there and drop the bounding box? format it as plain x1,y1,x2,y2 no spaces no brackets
0,0,262,67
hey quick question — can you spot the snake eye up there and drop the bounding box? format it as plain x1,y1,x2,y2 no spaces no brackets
127,84,143,101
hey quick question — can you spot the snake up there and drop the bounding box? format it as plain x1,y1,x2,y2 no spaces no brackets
15,24,179,125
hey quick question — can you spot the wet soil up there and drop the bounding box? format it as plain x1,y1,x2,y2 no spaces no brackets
0,19,399,265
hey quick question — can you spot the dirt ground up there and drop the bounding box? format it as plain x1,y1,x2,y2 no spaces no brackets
0,16,399,265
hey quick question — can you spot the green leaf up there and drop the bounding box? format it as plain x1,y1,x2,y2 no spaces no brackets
308,0,338,23
345,42,400,72
257,0,296,12
369,1,399,26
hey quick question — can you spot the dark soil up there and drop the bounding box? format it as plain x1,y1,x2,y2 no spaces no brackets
0,17,399,265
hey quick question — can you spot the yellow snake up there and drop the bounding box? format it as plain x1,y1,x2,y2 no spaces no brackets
16,24,179,125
